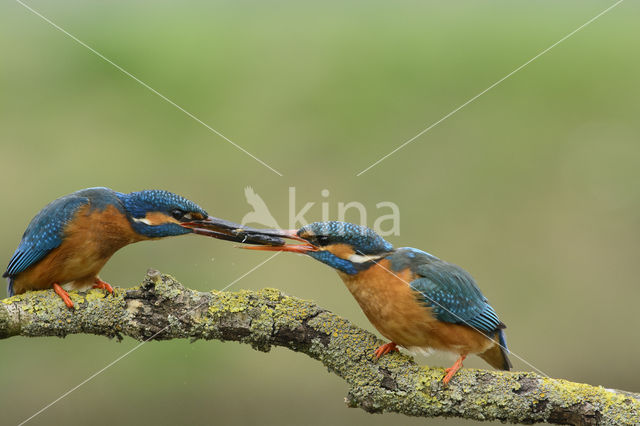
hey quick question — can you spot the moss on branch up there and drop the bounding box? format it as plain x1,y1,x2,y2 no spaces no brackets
1,270,638,425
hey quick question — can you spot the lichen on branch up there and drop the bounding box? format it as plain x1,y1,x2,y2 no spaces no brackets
1,270,638,425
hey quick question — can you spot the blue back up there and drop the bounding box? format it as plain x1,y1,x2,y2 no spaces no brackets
389,247,504,335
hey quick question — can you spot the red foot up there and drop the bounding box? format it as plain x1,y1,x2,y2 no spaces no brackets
53,283,74,308
374,342,399,359
93,278,114,295
443,355,467,385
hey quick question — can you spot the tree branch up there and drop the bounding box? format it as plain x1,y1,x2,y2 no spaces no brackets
1,270,637,425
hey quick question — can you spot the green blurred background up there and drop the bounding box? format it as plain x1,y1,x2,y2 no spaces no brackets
1,1,639,424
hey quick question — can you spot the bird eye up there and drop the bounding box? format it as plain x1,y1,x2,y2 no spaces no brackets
316,235,331,246
171,209,185,220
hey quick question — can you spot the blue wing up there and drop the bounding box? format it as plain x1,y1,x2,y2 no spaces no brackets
410,260,503,334
3,194,89,279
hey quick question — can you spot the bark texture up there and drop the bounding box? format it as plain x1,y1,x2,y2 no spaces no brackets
1,270,638,425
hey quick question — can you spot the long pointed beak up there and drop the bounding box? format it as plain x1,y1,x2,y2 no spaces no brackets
180,216,288,246
242,242,318,253
241,229,318,253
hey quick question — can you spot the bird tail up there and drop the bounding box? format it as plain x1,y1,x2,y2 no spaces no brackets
479,328,512,371
6,277,14,297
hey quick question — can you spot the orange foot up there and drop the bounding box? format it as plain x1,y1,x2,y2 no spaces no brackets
374,342,399,359
443,354,467,385
93,278,114,295
53,283,74,308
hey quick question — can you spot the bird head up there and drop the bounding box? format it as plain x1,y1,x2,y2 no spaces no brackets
243,221,394,274
117,190,211,238
117,190,285,245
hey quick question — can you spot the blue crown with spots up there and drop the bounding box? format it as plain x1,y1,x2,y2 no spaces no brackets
299,221,393,255
117,190,208,219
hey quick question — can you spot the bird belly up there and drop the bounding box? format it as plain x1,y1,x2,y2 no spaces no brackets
339,260,494,356
11,246,110,294
10,205,143,294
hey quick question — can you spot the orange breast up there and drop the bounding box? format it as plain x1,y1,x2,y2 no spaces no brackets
338,259,493,356
11,204,145,294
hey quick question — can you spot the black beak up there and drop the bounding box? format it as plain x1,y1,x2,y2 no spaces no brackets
180,216,289,246
241,229,318,253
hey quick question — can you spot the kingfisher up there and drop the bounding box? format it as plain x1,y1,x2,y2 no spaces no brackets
243,221,512,384
3,187,284,308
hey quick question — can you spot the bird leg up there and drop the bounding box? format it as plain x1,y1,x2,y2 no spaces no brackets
374,342,399,359
443,354,467,385
53,283,74,308
92,277,114,295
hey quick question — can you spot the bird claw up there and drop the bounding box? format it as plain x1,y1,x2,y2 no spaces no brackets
93,278,114,296
374,342,399,359
53,283,74,309
442,355,466,385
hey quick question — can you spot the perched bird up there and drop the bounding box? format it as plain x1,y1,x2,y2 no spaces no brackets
244,221,511,384
3,187,284,308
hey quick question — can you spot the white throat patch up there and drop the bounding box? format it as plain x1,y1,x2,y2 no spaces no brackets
347,253,386,264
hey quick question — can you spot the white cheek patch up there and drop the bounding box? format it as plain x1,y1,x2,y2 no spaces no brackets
132,217,152,225
183,213,193,220
348,253,386,263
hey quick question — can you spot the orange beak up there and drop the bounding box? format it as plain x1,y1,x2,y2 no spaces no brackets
241,229,318,253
